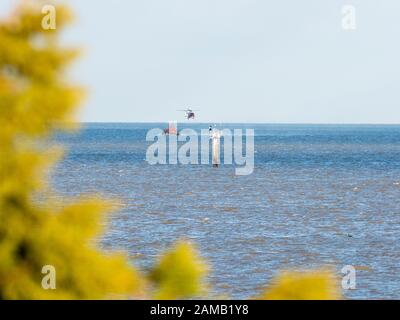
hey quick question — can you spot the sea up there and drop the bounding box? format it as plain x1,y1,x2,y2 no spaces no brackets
52,123,400,299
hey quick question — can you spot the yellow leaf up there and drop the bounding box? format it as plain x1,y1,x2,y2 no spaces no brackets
150,241,208,299
261,270,340,300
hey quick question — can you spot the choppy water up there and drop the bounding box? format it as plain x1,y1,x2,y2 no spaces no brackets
52,123,400,299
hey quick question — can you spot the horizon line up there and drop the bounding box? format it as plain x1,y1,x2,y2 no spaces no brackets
76,121,400,125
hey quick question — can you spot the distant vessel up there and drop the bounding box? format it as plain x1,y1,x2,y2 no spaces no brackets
163,122,179,135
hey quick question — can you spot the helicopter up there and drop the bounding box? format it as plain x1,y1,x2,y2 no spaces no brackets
177,108,199,120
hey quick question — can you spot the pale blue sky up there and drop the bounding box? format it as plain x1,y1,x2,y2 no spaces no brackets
1,0,400,123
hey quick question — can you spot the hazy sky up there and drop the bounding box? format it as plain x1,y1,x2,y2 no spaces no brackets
1,1,400,123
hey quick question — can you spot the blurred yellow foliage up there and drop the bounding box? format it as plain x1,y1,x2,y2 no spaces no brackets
0,0,140,299
150,241,208,299
261,270,340,300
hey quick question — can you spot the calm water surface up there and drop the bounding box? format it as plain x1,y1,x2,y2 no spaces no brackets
52,123,400,299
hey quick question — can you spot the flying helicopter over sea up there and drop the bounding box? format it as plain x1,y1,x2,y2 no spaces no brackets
163,108,199,135
177,108,199,120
